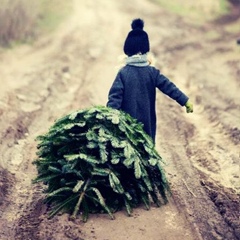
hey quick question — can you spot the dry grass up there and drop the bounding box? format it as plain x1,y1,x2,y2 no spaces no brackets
0,0,39,46
0,0,71,47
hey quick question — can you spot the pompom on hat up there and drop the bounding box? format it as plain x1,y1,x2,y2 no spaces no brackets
123,18,150,56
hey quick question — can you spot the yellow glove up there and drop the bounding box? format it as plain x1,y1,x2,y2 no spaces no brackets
185,100,193,113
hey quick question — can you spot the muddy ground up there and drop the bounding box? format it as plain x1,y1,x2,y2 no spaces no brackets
0,0,239,239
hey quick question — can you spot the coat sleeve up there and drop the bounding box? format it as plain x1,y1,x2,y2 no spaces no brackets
155,69,189,106
107,72,124,109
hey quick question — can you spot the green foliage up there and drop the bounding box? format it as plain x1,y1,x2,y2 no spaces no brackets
153,0,230,23
33,106,170,221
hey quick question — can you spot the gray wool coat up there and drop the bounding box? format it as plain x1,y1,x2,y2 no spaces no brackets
107,64,189,142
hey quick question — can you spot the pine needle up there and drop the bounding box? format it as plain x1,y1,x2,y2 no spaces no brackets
182,179,196,197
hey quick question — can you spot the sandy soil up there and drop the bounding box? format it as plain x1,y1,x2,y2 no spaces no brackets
0,0,239,239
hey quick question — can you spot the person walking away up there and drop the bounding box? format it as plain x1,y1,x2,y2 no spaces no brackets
107,18,193,143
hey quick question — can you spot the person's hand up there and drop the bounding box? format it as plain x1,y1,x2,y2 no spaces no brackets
185,100,193,113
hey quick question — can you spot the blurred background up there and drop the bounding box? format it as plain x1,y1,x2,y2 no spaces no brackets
0,0,239,47
0,0,71,47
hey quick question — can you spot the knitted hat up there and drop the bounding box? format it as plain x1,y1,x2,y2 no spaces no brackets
123,19,150,56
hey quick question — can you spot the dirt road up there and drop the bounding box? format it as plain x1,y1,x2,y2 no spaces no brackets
0,0,239,239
